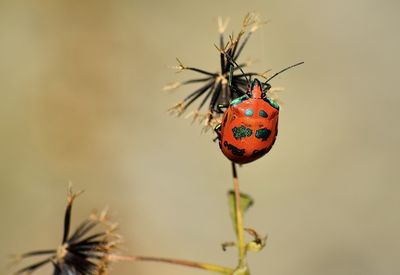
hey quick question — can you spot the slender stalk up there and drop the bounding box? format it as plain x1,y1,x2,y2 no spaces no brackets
127,255,233,274
231,162,246,266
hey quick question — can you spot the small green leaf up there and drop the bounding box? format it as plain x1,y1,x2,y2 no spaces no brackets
228,190,254,236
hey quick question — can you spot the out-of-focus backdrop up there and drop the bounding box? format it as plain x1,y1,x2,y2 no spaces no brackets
1,1,399,274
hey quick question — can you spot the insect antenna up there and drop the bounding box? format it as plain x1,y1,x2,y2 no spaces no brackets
264,62,304,84
227,54,250,86
215,44,250,86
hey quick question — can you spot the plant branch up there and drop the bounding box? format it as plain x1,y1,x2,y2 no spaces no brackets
128,255,233,274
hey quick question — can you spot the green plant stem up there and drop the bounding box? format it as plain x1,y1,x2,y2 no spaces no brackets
130,255,233,274
231,162,246,267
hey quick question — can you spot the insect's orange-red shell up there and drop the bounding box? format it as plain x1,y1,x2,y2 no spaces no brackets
218,80,279,164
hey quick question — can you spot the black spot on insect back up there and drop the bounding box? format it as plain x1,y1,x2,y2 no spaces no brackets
224,141,245,156
251,146,272,158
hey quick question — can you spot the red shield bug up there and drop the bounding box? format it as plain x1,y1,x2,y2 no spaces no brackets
215,61,304,164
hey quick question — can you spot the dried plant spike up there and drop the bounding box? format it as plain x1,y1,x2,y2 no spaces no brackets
63,184,83,243
217,16,230,34
67,183,83,202
184,110,205,125
163,81,182,91
99,206,109,222
168,101,185,116
242,13,255,28
175,57,186,71
175,57,216,76
249,15,269,33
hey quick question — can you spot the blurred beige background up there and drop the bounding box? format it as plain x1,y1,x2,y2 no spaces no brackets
1,0,399,274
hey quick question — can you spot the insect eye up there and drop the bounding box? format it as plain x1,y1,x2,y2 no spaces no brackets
263,83,271,91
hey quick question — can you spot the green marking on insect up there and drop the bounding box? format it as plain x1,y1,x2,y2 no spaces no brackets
245,109,254,116
255,128,271,141
230,95,249,106
232,126,253,140
259,110,268,118
264,97,279,110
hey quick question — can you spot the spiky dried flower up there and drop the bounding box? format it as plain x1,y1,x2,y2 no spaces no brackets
165,13,271,130
13,186,121,275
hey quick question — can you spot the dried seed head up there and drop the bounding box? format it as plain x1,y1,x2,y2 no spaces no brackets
13,186,122,275
166,14,270,129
